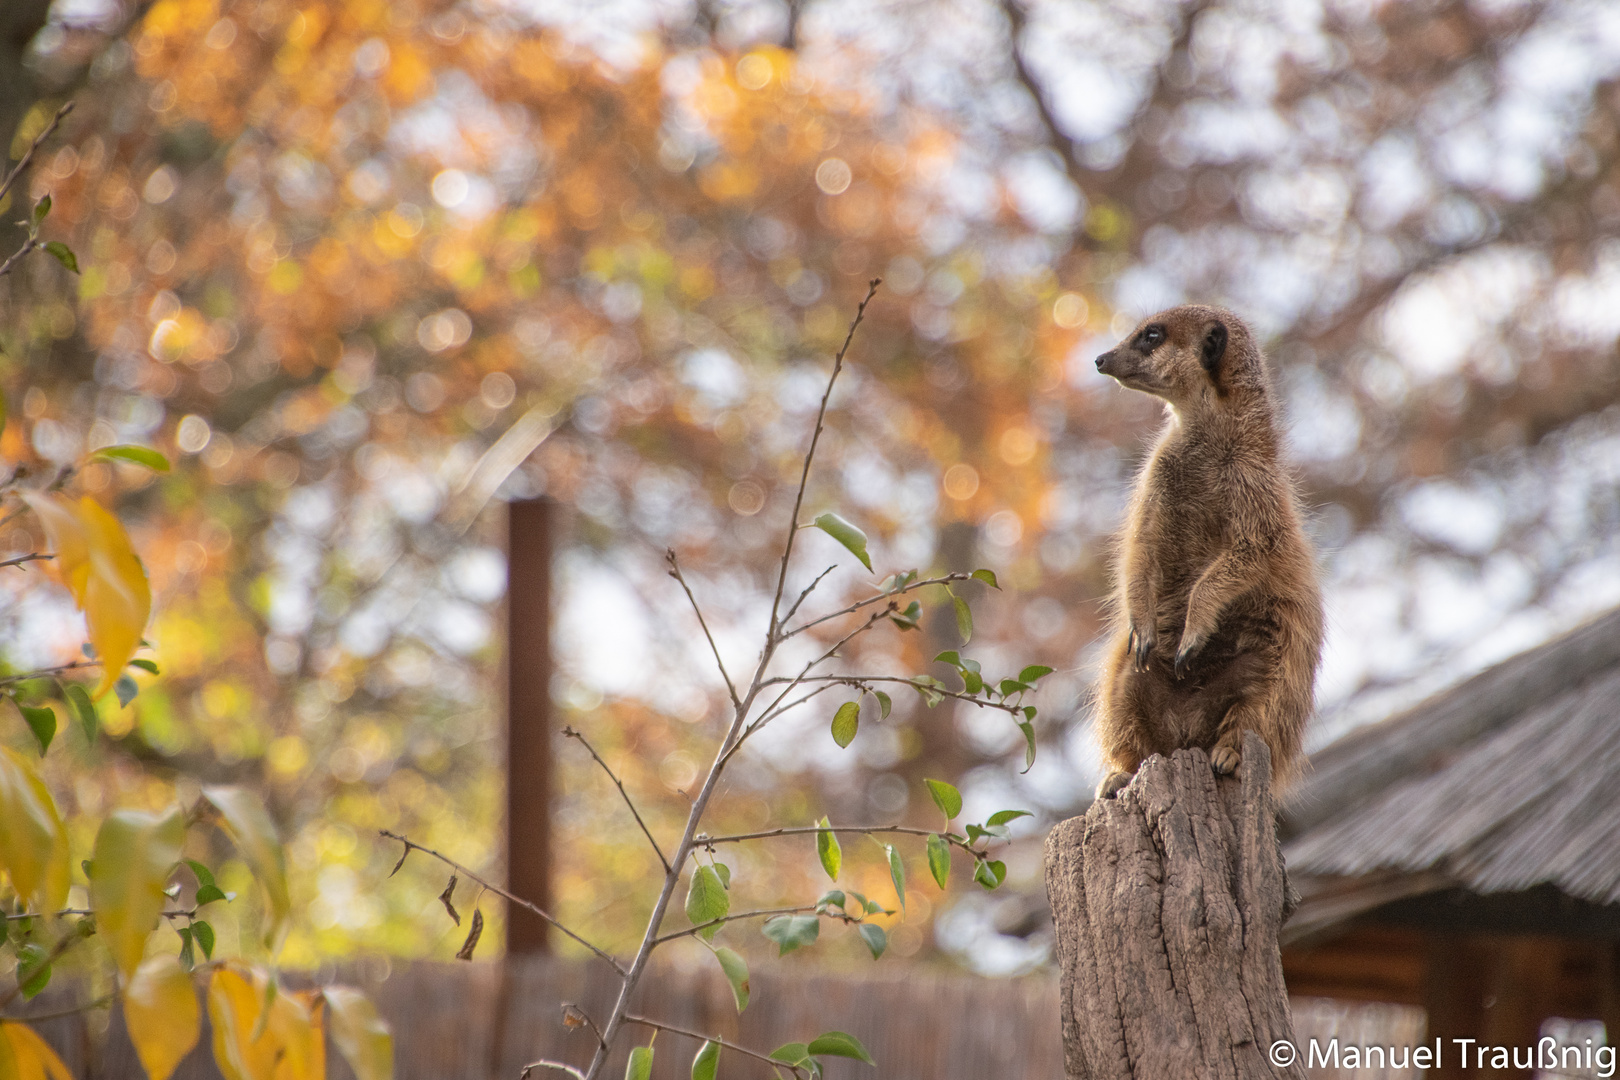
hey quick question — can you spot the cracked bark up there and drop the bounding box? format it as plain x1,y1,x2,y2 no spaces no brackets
1044,730,1304,1080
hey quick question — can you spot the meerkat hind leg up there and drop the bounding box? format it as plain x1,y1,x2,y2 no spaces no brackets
1096,770,1134,799
1210,698,1261,776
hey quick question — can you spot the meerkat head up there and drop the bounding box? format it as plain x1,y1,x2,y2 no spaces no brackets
1094,305,1263,415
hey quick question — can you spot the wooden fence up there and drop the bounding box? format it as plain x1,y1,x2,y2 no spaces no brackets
13,955,1422,1079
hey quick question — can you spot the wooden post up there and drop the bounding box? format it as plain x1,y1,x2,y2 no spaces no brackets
506,498,553,953
1044,731,1304,1079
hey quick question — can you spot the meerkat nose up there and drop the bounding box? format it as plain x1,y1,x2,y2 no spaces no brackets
1095,352,1111,372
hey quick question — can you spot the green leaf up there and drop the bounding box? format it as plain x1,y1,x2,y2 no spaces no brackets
816,816,841,880
830,701,859,748
17,702,56,755
713,861,730,890
1018,665,1054,683
114,675,139,707
17,941,51,999
685,865,729,939
953,595,973,644
691,1040,720,1080
910,676,944,708
974,859,1007,890
986,810,1032,827
626,1045,654,1080
811,512,872,572
30,194,51,232
998,679,1032,697
762,914,819,956
817,889,845,911
926,833,951,889
923,779,962,821
128,658,160,675
714,946,750,1012
890,600,921,630
43,241,79,274
1018,721,1037,771
971,568,999,589
885,844,906,910
873,690,891,719
192,919,216,960
933,650,963,669
809,1031,875,1065
770,1043,813,1069
185,858,216,890
91,445,170,471
177,925,195,971
961,669,983,695
195,883,226,905
858,922,887,960
63,683,97,743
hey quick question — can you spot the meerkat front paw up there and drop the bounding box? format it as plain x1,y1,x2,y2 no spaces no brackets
1173,630,1206,680
1129,625,1156,671
1095,770,1133,799
1209,743,1241,776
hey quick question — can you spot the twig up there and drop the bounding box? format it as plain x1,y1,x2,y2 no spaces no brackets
560,1002,608,1049
580,286,881,1080
765,280,880,646
745,682,843,730
0,102,74,206
0,552,52,570
1,992,115,1023
5,907,198,921
562,727,672,874
622,1014,809,1077
520,1061,586,1080
757,673,1027,713
779,564,837,627
665,550,740,711
781,572,975,640
378,831,625,975
0,922,89,1010
652,904,818,945
0,660,101,687
703,824,954,845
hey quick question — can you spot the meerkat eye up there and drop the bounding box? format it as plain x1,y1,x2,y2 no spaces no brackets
1139,325,1165,349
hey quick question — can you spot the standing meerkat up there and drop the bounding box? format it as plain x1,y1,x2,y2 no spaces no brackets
1092,304,1323,798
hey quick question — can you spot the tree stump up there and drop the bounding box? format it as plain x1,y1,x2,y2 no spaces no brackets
1044,730,1305,1079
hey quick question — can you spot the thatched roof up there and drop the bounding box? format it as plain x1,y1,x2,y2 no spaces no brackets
1278,606,1620,941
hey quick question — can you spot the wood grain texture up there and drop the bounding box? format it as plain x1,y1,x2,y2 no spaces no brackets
1045,731,1304,1080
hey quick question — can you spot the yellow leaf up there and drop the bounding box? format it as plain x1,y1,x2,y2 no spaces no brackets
208,968,323,1080
203,787,290,950
0,747,70,910
74,496,152,700
20,493,152,700
89,808,184,980
0,1022,74,1080
125,955,201,1080
208,967,278,1080
324,987,393,1080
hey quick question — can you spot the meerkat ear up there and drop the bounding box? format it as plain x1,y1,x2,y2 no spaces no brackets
1200,321,1228,376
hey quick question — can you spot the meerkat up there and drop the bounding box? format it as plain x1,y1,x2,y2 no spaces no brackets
1091,304,1323,799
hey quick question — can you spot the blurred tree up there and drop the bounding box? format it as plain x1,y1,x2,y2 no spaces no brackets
5,0,1619,973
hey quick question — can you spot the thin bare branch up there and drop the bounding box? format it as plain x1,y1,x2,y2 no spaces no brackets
765,280,880,645
779,564,837,627
1,992,115,1023
0,552,52,570
652,904,817,946
520,1060,586,1080
0,102,74,207
0,660,101,687
665,549,740,711
563,727,671,874
746,681,843,730
757,673,1027,714
781,572,975,640
622,1014,809,1077
379,831,625,975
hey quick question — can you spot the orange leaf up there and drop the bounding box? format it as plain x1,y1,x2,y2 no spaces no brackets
125,955,201,1080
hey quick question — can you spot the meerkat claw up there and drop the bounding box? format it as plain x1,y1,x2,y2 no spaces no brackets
1174,647,1193,680
1131,628,1154,671
1210,745,1241,775
1096,770,1133,799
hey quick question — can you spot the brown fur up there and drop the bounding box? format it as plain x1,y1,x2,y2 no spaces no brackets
1092,305,1323,798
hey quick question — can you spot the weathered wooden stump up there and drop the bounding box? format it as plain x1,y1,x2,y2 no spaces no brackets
1044,730,1305,1079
